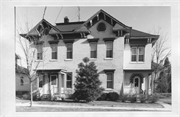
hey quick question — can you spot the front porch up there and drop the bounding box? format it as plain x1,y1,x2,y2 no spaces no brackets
123,70,152,95
36,69,73,100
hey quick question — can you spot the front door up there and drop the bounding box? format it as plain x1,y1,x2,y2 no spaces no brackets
50,75,58,95
133,76,140,94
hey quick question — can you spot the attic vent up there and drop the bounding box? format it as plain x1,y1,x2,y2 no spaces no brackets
97,22,106,31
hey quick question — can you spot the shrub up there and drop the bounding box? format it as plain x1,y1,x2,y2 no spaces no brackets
128,94,137,103
120,94,128,102
22,91,41,101
22,93,31,100
106,92,119,101
147,94,159,103
139,94,147,103
73,57,104,102
97,93,108,101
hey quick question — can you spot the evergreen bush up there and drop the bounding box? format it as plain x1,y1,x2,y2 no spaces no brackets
73,57,104,102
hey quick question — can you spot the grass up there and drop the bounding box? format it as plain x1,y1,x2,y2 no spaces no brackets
16,106,151,112
16,98,163,108
159,98,171,105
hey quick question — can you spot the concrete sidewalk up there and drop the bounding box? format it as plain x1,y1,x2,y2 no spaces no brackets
16,101,171,111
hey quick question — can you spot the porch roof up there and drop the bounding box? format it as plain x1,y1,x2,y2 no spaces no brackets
36,68,67,73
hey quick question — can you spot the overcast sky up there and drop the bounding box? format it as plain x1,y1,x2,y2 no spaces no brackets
16,6,171,65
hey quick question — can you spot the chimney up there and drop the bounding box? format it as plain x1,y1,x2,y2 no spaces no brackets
64,16,69,23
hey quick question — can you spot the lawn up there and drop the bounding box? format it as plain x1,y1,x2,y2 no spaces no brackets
16,106,151,112
159,98,171,105
16,98,163,108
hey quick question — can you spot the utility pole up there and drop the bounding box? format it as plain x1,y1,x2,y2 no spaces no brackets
78,6,80,21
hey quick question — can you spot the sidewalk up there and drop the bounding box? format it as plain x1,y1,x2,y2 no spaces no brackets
16,101,171,111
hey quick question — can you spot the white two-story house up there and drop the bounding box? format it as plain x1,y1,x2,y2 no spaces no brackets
20,9,159,99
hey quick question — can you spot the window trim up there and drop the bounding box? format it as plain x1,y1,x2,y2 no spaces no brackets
106,72,114,89
37,45,43,60
106,41,113,58
66,72,72,88
131,46,145,62
66,43,73,59
90,42,97,59
51,44,58,60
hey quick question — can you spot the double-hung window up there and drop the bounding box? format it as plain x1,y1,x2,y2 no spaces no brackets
90,43,97,58
107,73,114,89
66,43,73,59
131,46,145,62
106,41,113,58
37,45,43,60
20,77,24,86
66,72,72,88
51,44,57,60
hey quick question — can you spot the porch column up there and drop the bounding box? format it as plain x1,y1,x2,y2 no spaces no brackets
58,72,61,96
64,73,67,94
145,75,149,95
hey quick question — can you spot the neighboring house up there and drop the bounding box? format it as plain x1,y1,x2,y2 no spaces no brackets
20,9,159,98
16,54,30,94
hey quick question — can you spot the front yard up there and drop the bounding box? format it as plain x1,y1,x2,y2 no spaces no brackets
16,98,164,112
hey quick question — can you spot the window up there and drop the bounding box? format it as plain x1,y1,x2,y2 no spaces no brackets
106,41,113,58
90,43,97,58
66,72,72,88
39,76,43,88
131,46,145,62
66,43,73,59
51,75,57,85
107,73,113,89
37,46,43,60
20,77,24,86
51,44,57,59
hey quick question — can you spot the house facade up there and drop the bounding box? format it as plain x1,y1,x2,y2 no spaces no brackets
15,54,30,94
20,9,159,98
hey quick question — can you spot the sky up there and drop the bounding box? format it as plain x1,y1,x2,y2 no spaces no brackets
16,6,171,66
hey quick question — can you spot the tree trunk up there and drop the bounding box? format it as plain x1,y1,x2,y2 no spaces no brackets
30,80,33,107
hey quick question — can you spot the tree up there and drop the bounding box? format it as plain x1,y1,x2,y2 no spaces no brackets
151,28,171,94
16,17,48,107
155,57,171,93
73,57,104,102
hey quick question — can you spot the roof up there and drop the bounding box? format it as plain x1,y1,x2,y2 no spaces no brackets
16,65,29,74
20,9,159,41
130,29,159,38
55,21,84,32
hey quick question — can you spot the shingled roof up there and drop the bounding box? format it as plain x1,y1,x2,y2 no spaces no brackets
130,29,159,38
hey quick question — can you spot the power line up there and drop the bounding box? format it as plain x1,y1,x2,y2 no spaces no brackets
55,7,63,23
42,6,47,19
